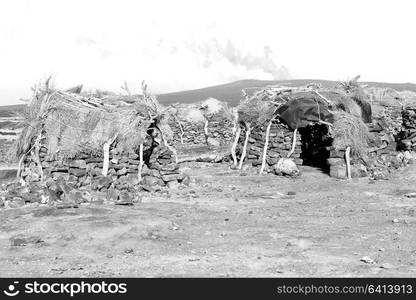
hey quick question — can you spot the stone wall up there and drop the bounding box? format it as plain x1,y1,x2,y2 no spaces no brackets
399,107,416,151
237,122,302,168
205,114,235,146
19,139,186,204
168,118,206,145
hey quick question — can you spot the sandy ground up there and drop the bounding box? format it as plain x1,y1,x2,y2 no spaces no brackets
0,162,416,277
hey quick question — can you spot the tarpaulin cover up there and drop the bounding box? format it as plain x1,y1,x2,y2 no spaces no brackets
276,97,334,130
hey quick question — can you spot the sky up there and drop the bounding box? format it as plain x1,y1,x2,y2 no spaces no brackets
0,0,415,104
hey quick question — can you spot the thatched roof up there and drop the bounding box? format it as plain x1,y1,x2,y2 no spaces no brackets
237,83,372,156
170,98,235,124
15,84,168,160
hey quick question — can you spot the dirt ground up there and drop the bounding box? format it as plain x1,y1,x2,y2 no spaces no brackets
1,162,416,277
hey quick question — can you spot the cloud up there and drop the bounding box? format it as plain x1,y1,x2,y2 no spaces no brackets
76,37,99,47
76,36,115,59
187,39,292,80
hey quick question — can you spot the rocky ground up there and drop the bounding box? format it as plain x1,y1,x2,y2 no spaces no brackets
0,162,416,277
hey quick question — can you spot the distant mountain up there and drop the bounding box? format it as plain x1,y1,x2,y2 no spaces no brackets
1,79,416,112
156,79,416,106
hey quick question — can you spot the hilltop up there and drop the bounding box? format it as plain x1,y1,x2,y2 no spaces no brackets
156,79,416,106
1,79,416,111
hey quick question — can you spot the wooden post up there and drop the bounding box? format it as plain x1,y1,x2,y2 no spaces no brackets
345,146,351,180
259,121,272,174
231,126,241,167
157,126,178,164
16,154,25,179
102,141,110,176
138,143,144,182
287,128,298,158
204,119,209,144
174,116,185,144
238,124,251,170
34,134,44,182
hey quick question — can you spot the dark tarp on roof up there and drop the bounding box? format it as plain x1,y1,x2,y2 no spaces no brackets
276,97,334,130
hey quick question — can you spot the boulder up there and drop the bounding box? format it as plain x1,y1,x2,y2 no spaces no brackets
142,175,165,186
207,137,220,147
95,176,113,190
68,160,87,169
273,158,299,177
161,173,184,182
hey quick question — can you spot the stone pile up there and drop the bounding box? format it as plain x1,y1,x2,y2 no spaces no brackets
169,119,206,145
237,122,302,168
169,116,235,147
327,148,367,179
205,114,235,146
328,106,405,180
399,107,416,151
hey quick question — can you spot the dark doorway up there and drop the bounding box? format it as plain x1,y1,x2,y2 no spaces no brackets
298,124,333,173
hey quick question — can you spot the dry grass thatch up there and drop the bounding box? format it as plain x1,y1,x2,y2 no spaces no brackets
331,112,369,157
15,81,168,160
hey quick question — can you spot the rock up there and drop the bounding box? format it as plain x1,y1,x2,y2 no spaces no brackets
10,235,43,247
106,188,119,202
56,202,79,209
273,158,299,177
65,189,90,204
118,174,140,186
207,137,220,147
43,188,60,203
180,174,190,186
68,168,86,177
326,158,344,166
116,191,134,205
6,197,25,208
56,177,74,195
117,167,128,176
52,172,69,180
167,180,180,189
379,263,394,269
161,173,184,182
128,153,139,159
20,192,40,203
360,256,376,264
404,192,416,198
142,176,165,186
68,160,87,169
95,176,113,190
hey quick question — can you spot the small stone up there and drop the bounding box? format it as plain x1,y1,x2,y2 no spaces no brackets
96,176,113,190
274,158,299,177
10,235,43,247
167,181,180,189
142,176,165,186
117,167,128,176
115,191,134,205
161,173,184,182
379,263,394,269
68,160,87,169
392,218,399,223
360,256,376,264
56,202,78,209
68,168,86,177
6,197,25,208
